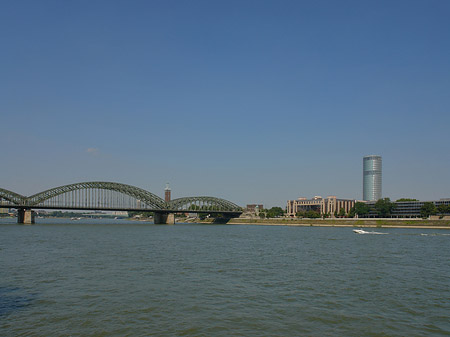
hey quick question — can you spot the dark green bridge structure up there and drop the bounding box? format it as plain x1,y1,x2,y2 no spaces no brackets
0,182,243,224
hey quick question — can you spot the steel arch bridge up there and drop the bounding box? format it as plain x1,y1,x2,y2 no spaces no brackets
168,196,241,212
0,181,242,223
26,181,167,210
0,188,25,206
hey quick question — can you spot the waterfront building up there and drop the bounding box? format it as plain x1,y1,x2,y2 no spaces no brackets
246,204,263,212
366,198,450,218
363,155,382,201
286,196,356,217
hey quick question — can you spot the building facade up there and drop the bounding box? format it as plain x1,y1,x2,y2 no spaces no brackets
363,155,382,201
366,198,450,218
246,204,263,212
287,196,356,217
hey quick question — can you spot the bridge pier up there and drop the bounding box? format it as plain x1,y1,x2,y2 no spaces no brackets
153,212,175,225
18,209,35,224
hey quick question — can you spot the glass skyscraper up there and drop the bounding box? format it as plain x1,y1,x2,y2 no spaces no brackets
363,155,382,201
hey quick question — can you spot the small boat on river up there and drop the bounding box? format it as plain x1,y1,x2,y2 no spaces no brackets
353,229,388,235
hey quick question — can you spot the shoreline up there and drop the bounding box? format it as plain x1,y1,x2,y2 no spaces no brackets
2,216,449,229
204,218,450,229
227,222,450,229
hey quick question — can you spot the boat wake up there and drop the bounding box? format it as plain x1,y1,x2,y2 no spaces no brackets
353,229,388,235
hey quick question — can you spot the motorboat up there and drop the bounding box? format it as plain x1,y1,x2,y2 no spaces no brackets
353,229,388,235
353,229,367,234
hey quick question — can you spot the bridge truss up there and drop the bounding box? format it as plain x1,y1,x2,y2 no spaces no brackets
25,181,167,211
168,196,241,213
1,182,242,216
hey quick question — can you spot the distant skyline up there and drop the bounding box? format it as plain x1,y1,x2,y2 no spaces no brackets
1,1,450,207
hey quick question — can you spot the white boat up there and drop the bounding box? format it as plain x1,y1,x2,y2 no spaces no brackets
353,229,367,234
353,229,388,235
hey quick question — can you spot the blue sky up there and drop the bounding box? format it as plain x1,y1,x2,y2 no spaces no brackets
1,0,449,207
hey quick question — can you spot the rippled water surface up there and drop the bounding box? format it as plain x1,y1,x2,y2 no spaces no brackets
1,219,449,336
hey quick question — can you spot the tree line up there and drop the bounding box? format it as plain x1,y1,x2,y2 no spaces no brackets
419,202,450,218
348,198,396,218
290,198,450,219
331,199,449,219
258,207,285,219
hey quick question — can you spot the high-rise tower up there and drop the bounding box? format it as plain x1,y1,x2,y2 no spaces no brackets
164,183,171,202
363,155,382,201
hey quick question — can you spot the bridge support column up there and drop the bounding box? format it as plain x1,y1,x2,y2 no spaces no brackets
153,212,175,224
18,209,35,224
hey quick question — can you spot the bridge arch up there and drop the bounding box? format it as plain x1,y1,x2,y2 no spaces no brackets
26,181,167,210
0,188,25,206
168,196,242,212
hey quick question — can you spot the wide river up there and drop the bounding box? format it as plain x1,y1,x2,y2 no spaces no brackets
1,218,449,336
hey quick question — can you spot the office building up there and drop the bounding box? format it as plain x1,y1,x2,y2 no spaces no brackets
363,155,382,201
286,196,356,217
365,198,450,218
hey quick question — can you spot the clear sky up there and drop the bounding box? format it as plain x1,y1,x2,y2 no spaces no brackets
1,0,449,207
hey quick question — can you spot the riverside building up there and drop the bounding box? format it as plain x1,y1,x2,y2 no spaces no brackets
363,155,382,201
246,204,263,212
286,196,356,217
366,198,450,218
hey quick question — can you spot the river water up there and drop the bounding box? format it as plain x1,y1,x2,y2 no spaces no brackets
1,218,449,336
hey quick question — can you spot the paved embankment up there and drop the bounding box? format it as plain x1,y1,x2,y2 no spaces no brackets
218,218,450,229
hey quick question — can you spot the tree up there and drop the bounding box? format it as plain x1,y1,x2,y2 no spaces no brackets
296,211,306,218
374,198,396,217
437,204,450,215
353,202,370,217
305,210,320,218
396,198,419,202
266,207,284,218
420,202,437,218
337,208,346,217
348,207,356,218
